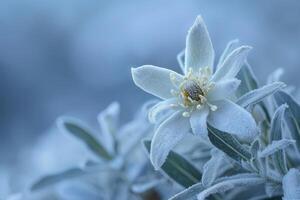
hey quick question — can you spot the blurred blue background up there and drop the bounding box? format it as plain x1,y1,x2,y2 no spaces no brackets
1,0,300,197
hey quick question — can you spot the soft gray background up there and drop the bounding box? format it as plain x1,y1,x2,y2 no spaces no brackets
0,0,300,195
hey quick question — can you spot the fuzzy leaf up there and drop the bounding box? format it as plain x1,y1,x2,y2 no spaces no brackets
31,168,86,191
197,174,264,200
207,123,252,162
168,182,204,200
283,168,300,200
269,105,289,174
144,140,202,188
57,117,112,160
258,139,295,158
274,91,300,151
236,82,285,108
202,150,230,187
236,62,259,97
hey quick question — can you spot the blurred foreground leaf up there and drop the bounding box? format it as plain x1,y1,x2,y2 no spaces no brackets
58,117,112,160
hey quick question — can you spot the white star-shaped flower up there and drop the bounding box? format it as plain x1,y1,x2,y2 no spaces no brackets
131,16,258,169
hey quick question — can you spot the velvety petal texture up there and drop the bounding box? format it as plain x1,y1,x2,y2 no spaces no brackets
185,15,214,74
148,98,178,123
131,65,183,99
190,107,209,136
216,39,239,70
212,46,252,82
150,111,190,169
207,79,241,101
207,100,258,142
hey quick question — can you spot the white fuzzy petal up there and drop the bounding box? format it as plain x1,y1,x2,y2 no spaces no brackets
148,98,179,123
131,65,183,99
190,107,209,136
207,100,258,142
216,39,240,70
185,16,214,74
207,79,241,101
150,111,190,169
212,46,252,82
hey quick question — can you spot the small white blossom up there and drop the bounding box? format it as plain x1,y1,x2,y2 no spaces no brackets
131,16,258,169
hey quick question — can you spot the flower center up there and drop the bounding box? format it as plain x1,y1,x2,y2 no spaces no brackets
181,79,205,105
169,67,217,117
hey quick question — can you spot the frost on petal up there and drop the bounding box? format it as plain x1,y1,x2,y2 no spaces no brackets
150,111,190,169
185,15,214,74
131,65,183,99
148,98,179,123
207,100,258,142
216,39,239,70
212,46,252,82
283,168,300,200
190,107,209,136
207,78,241,101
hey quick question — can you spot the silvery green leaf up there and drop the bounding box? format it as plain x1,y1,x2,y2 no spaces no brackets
168,182,204,200
269,105,289,174
202,149,230,187
57,117,112,160
185,15,214,73
252,104,267,123
177,49,185,72
250,139,260,157
236,62,259,97
31,168,86,191
197,174,265,200
283,168,300,200
236,82,285,108
144,140,202,188
258,139,295,158
97,102,120,155
265,182,282,197
207,123,252,162
216,39,239,70
274,91,300,151
150,111,190,169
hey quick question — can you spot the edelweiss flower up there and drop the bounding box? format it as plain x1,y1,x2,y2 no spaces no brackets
131,16,258,169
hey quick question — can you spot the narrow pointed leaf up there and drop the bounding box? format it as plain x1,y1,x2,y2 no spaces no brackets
144,140,202,188
236,62,259,97
168,182,204,200
31,168,86,191
207,123,251,162
269,105,289,174
197,174,264,200
57,117,112,160
258,139,295,158
274,91,300,151
236,82,285,108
